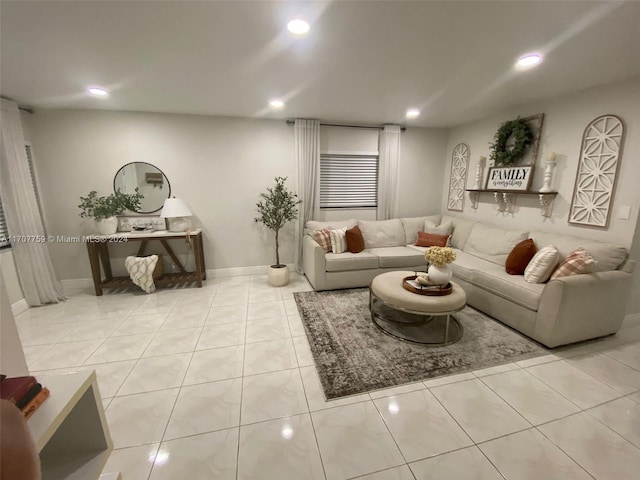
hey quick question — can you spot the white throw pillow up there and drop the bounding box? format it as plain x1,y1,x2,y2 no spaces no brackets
329,227,348,254
424,220,453,235
524,245,560,283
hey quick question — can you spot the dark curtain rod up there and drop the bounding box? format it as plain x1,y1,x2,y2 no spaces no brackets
286,120,405,132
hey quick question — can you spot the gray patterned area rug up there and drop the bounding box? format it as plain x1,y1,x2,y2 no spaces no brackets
293,288,548,399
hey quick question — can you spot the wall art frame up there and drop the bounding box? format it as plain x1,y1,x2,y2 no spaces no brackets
485,166,534,192
568,114,625,229
447,143,470,211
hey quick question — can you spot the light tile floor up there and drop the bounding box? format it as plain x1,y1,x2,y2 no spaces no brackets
16,273,640,480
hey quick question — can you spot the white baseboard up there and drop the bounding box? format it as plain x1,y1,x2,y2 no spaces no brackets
623,312,640,327
60,264,297,290
11,298,29,316
61,278,94,290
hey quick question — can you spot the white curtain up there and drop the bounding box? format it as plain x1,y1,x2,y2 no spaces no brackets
377,124,402,220
0,99,65,305
294,119,320,272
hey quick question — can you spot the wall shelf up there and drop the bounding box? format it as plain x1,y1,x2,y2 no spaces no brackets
465,189,558,217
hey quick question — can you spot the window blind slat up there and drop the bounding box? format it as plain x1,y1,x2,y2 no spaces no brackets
320,153,378,208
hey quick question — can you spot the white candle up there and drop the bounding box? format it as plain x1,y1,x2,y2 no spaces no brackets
547,151,556,162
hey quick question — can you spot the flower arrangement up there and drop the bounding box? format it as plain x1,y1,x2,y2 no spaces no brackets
424,246,456,267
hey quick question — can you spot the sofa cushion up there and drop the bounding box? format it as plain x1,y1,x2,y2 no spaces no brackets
529,230,627,272
424,220,453,235
550,247,596,280
471,269,545,311
464,224,528,266
326,251,379,272
524,245,559,283
329,227,348,254
305,219,357,236
369,247,427,268
442,215,477,249
506,239,537,275
359,219,406,248
400,215,441,244
345,225,365,253
415,232,450,247
442,248,499,282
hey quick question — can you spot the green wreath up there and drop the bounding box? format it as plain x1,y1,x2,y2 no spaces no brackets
489,118,534,166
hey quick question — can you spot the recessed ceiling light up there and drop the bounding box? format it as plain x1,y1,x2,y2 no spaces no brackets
269,99,285,109
87,86,109,97
516,54,543,68
406,108,420,119
287,19,310,35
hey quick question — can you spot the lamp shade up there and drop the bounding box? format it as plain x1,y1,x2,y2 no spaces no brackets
160,198,193,218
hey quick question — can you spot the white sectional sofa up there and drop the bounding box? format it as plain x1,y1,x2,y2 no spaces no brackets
302,214,635,348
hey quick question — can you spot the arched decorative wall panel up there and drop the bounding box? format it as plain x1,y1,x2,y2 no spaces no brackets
447,143,469,212
568,114,625,228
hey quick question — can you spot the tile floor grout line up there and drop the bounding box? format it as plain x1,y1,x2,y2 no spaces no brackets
296,367,329,480
235,285,250,480
532,417,598,480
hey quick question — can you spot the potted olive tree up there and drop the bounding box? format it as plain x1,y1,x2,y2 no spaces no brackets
79,189,143,234
254,177,300,286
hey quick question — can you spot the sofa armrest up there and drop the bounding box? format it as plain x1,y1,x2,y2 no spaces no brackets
303,235,327,290
535,270,633,347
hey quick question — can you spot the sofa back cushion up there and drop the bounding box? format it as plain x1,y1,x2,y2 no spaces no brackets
464,224,528,266
529,230,627,272
442,215,477,249
400,214,441,244
359,219,406,248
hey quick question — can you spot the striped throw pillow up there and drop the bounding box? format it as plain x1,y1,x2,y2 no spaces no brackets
313,228,332,252
524,245,559,283
329,227,349,254
550,248,596,280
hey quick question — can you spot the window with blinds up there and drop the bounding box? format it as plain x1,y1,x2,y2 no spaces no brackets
320,153,378,208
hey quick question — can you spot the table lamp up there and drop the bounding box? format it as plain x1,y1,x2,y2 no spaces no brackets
160,197,193,232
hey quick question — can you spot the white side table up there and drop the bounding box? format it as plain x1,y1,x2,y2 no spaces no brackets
27,371,115,480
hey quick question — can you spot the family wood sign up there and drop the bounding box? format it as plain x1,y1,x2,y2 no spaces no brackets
486,166,534,191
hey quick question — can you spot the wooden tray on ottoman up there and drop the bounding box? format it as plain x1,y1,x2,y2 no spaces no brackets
402,276,452,296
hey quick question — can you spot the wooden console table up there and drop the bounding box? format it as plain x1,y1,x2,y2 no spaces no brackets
86,229,205,296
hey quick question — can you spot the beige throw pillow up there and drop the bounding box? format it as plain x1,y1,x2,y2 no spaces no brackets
329,227,348,254
524,245,560,283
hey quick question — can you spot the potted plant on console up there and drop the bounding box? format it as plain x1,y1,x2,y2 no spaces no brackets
254,177,300,287
79,189,144,234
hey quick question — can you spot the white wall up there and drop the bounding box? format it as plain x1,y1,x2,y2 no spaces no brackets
443,76,640,249
0,274,29,376
27,110,296,280
26,110,447,281
0,249,24,306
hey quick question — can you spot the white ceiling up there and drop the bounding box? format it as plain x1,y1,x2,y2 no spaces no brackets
2,1,639,128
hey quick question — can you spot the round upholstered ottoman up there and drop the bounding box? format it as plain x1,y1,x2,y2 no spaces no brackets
369,270,467,345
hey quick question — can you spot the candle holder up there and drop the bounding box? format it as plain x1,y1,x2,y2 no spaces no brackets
472,156,486,190
539,159,557,193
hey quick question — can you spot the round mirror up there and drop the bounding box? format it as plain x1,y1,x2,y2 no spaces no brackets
113,162,171,213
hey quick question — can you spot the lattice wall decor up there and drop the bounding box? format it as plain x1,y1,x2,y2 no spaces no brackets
569,114,625,228
447,143,469,211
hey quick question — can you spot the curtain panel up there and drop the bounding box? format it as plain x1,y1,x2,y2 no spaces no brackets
0,99,65,305
294,119,320,272
377,124,402,220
